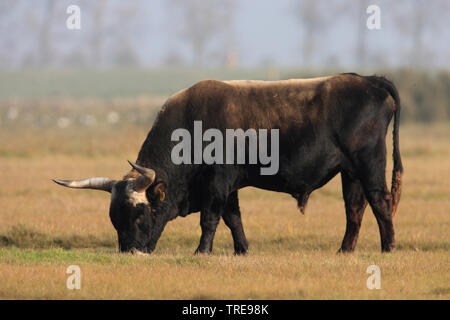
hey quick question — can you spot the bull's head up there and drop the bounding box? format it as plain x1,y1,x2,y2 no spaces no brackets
53,161,166,254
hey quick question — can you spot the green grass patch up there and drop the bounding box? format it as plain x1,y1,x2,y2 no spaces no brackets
0,247,114,265
0,224,116,250
0,67,295,99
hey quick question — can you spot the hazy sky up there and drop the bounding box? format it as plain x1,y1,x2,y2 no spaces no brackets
135,0,449,68
2,0,449,68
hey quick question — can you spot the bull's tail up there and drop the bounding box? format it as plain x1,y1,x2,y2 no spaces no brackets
369,75,403,216
390,85,403,217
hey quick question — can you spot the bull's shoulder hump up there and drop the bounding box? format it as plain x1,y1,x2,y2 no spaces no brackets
168,88,189,101
163,88,190,110
163,80,231,113
188,79,233,91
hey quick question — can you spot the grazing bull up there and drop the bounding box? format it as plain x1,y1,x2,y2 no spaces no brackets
54,73,403,254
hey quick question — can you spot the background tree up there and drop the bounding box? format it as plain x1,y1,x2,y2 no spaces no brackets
392,0,450,67
292,0,327,67
167,0,235,67
90,0,109,66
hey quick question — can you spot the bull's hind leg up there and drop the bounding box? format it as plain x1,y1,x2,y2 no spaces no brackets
365,186,395,252
222,191,249,255
359,139,395,252
338,173,368,253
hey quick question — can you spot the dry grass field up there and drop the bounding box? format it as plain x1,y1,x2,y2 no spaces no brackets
0,119,449,299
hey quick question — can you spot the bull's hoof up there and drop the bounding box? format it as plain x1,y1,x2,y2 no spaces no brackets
194,248,212,255
233,244,248,255
381,245,396,253
233,249,248,256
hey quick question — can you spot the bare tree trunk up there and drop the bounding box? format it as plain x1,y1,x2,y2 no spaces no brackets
294,0,326,67
37,0,56,66
91,0,108,66
410,4,426,66
355,0,368,66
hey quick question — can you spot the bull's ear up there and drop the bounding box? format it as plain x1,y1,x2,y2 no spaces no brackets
153,183,165,202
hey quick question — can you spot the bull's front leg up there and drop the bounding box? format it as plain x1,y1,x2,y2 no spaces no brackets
195,207,222,254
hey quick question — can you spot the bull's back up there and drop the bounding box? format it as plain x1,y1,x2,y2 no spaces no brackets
184,76,335,132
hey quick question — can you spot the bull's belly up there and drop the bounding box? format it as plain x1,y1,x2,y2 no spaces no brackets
242,164,339,213
243,164,341,197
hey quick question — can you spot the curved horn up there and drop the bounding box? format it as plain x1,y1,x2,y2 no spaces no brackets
53,177,115,193
127,160,156,192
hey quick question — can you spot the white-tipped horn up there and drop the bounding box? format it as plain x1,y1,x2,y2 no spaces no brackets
127,160,156,180
53,177,115,193
127,160,156,192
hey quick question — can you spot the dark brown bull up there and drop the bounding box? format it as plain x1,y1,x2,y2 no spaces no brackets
54,73,403,254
